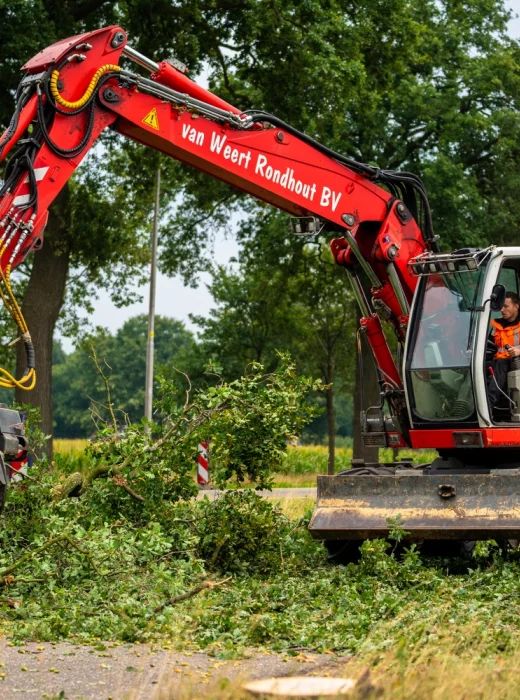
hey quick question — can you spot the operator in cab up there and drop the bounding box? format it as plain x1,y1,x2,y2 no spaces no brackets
488,292,520,410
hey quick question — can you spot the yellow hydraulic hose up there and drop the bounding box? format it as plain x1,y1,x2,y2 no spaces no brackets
0,255,36,390
50,64,121,110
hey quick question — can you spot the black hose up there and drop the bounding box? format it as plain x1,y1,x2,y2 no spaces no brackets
37,89,96,158
24,341,35,370
0,87,33,161
37,71,119,158
246,111,438,250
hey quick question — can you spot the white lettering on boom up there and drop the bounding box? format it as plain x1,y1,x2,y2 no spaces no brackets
179,127,342,214
210,132,227,154
255,154,317,203
181,124,204,146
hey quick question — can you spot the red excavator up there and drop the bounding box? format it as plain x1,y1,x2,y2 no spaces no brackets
2,26,520,553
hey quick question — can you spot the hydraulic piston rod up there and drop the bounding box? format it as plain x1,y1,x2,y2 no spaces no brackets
122,45,159,72
344,229,382,289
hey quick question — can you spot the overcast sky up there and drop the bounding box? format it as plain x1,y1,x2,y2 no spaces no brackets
58,1,520,352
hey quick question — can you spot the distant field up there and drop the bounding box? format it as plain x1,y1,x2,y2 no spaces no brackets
53,439,437,482
282,443,437,474
54,439,88,455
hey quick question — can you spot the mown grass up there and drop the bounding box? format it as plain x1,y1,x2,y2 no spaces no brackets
273,496,315,519
48,439,520,699
159,650,520,699
132,532,520,700
8,447,520,699
167,540,520,700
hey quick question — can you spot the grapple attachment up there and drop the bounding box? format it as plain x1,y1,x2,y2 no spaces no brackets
309,472,520,541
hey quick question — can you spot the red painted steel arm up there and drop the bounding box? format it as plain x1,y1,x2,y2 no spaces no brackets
0,25,434,397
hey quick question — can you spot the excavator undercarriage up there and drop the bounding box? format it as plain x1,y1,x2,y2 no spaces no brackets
310,467,520,546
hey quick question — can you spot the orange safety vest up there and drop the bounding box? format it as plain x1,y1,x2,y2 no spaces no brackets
491,319,520,359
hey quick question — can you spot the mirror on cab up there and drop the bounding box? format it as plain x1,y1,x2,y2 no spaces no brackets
490,284,506,311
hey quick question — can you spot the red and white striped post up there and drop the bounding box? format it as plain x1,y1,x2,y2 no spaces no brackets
197,440,209,486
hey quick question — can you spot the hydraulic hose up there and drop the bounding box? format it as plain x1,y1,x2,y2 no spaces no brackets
0,260,36,390
245,111,438,250
49,64,120,110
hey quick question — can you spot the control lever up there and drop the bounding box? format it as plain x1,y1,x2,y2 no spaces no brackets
506,344,520,370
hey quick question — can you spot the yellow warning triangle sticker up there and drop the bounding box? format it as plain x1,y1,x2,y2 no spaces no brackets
142,107,160,130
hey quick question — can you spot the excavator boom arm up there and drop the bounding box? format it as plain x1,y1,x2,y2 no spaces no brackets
0,26,433,419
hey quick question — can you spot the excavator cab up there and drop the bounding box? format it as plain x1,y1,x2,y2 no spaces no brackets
406,247,496,430
309,246,520,549
405,246,520,434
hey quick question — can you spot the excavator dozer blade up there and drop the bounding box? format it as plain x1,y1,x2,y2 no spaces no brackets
309,473,520,541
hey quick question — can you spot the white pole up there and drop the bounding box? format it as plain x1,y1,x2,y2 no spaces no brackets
145,168,160,424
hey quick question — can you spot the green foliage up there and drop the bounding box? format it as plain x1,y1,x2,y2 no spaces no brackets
0,356,322,642
3,3,520,667
174,538,520,659
1,473,205,641
50,440,439,478
74,354,323,522
198,491,288,574
387,514,411,544
160,0,520,265
197,357,323,488
5,432,520,664
190,235,357,452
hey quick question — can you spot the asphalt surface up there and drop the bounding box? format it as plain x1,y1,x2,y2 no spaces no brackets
198,487,317,500
0,642,348,699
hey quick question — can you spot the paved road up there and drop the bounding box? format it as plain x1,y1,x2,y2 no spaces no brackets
0,642,347,699
198,487,317,500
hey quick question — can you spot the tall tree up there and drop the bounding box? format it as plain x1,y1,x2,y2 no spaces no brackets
52,314,196,437
158,0,520,460
161,0,520,259
289,248,356,473
2,0,520,452
193,218,357,469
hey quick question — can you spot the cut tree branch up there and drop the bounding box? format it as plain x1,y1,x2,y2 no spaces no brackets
152,577,232,614
89,344,118,433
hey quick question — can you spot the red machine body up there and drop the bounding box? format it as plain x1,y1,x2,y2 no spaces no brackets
10,26,520,545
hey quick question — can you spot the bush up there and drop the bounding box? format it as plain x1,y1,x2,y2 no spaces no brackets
0,358,324,642
197,491,289,574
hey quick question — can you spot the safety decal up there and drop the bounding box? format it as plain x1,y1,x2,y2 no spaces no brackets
142,108,160,130
13,166,49,206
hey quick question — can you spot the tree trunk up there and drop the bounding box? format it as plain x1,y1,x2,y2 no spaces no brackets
353,330,380,463
326,357,335,475
15,188,71,459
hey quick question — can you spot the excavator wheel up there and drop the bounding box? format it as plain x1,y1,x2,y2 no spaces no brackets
323,540,363,565
418,540,476,559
